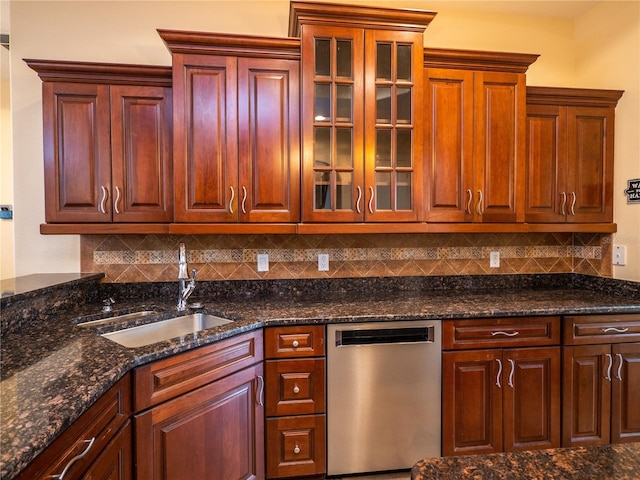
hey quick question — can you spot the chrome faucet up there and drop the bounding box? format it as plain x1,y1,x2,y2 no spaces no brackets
177,242,197,311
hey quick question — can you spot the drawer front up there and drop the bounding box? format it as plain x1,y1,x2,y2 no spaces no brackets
266,358,325,416
563,314,640,345
442,316,561,350
265,325,325,359
266,414,326,478
18,374,131,480
134,330,263,411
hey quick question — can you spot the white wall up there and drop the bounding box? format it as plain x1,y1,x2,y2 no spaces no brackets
1,0,14,280
8,0,640,280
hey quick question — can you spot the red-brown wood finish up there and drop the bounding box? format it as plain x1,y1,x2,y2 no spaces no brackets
563,314,640,346
611,343,640,443
264,325,325,359
83,421,133,480
265,358,325,417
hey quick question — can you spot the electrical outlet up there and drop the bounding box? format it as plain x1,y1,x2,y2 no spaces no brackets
490,251,500,268
257,253,269,272
613,245,627,266
318,253,329,272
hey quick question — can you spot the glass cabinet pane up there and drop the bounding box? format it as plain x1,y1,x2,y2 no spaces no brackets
336,40,352,78
336,85,352,122
336,128,353,168
375,130,391,167
336,172,353,209
376,43,392,81
377,87,392,124
315,83,331,122
397,130,412,167
397,44,412,81
315,39,331,77
315,171,331,209
397,87,411,124
375,172,391,210
314,127,331,167
397,172,412,210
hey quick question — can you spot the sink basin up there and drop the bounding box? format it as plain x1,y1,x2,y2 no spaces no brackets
100,313,233,348
78,310,158,327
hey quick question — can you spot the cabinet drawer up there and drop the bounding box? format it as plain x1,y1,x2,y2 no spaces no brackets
134,330,263,411
266,414,326,478
17,374,131,480
265,325,325,359
442,316,560,350
266,358,325,416
563,314,640,345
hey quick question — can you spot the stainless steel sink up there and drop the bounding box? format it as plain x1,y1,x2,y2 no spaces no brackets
78,310,158,327
100,313,233,348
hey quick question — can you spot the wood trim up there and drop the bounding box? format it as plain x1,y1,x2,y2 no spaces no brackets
169,223,298,234
288,1,437,36
423,48,539,73
40,224,171,234
527,86,624,107
157,30,301,60
24,59,172,86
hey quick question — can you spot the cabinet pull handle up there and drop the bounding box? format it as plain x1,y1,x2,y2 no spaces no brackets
570,192,576,216
602,327,629,334
466,189,473,214
368,186,375,214
491,331,519,337
292,340,299,348
293,443,301,454
616,353,623,381
605,353,613,381
229,186,235,214
114,186,121,214
356,186,362,214
507,359,515,388
560,192,567,215
495,358,502,388
257,375,264,406
241,186,247,214
50,437,95,479
476,190,483,215
293,384,300,394
99,186,108,214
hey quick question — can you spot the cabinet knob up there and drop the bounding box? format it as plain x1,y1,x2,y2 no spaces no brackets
293,384,300,394
293,444,301,454
292,340,299,348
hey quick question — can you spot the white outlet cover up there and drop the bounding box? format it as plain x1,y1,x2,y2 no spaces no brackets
257,253,269,272
490,251,500,268
613,245,627,266
318,253,329,271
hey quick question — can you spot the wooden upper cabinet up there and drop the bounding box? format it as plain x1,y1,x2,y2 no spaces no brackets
290,1,435,223
160,31,301,224
424,50,537,223
526,87,623,223
26,60,173,224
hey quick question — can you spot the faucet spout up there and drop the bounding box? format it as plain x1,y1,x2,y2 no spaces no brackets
177,243,197,311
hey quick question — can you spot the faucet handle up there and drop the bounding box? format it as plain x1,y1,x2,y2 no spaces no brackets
102,297,115,313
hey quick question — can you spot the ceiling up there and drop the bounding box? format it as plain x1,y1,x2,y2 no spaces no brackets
426,1,602,19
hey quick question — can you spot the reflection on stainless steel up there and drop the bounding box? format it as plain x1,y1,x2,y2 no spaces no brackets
101,313,232,348
327,320,442,476
77,310,157,327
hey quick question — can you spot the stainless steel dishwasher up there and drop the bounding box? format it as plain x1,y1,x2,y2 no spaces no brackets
327,320,441,476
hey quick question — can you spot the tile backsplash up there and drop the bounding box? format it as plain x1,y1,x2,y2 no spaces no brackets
81,232,612,283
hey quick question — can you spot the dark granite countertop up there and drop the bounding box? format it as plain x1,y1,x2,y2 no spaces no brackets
1,273,640,479
411,442,640,479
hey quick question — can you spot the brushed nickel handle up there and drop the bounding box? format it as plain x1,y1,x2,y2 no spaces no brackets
466,189,473,214
615,353,623,381
507,359,515,388
241,186,247,214
603,327,629,334
356,186,362,214
605,353,613,381
257,375,264,406
495,358,502,388
476,190,483,215
51,437,95,479
570,191,576,216
114,186,121,214
560,192,567,215
99,186,108,214
368,186,374,214
491,331,519,337
229,186,235,214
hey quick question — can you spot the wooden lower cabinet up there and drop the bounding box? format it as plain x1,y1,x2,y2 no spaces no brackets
83,421,133,480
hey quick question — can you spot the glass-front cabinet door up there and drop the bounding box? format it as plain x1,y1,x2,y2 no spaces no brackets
299,20,425,222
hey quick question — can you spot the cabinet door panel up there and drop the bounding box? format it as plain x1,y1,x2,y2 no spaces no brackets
43,82,111,222
502,347,560,451
442,350,502,456
173,54,238,222
474,72,525,223
567,106,614,222
110,85,173,222
562,344,611,446
238,58,300,223
135,364,264,480
525,104,567,222
84,421,133,480
424,68,474,222
611,343,640,443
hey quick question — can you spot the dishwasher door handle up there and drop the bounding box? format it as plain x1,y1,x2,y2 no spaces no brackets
335,325,435,346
